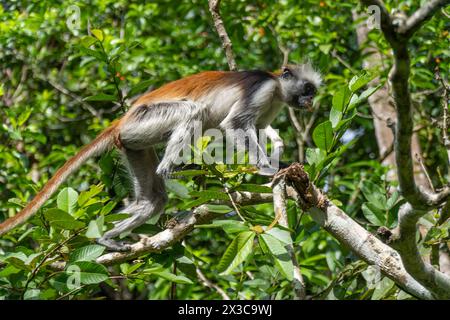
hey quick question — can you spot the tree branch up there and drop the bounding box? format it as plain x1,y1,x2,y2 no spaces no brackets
360,0,450,209
359,0,450,298
378,203,450,299
398,0,450,37
208,0,238,71
48,164,435,298
196,267,230,300
279,163,436,299
272,175,306,299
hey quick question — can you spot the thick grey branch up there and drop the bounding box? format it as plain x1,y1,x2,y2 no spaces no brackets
280,164,435,299
358,0,450,298
97,205,215,265
360,0,450,208
381,203,450,298
97,191,272,265
272,176,306,299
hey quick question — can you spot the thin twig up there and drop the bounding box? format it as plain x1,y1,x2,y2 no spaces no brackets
435,67,450,163
208,0,238,71
331,50,358,74
222,180,246,222
442,7,450,18
22,228,85,299
415,153,435,192
196,267,230,300
267,23,291,67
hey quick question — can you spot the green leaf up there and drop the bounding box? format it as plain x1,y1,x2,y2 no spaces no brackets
195,136,212,152
361,180,387,210
24,289,40,300
120,262,144,275
70,261,109,285
91,29,104,41
371,277,395,300
110,44,126,59
386,191,400,209
79,46,107,62
100,201,117,215
266,227,292,246
57,187,78,214
152,270,194,284
259,233,293,281
84,94,117,102
204,204,233,214
80,35,98,48
170,169,208,177
234,184,272,193
329,106,342,129
218,231,255,274
306,148,326,166
18,108,32,126
361,202,385,226
178,197,211,210
86,216,104,238
190,190,229,201
334,111,356,132
349,72,375,92
312,121,334,152
78,184,104,206
44,208,85,230
69,245,105,262
348,85,382,110
332,86,351,112
319,44,332,54
165,180,190,198
205,219,249,234
104,213,128,222
0,265,21,279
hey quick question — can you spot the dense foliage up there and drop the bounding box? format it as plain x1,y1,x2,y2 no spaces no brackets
0,0,448,300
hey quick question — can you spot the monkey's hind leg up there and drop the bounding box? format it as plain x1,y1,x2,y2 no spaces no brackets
97,147,168,251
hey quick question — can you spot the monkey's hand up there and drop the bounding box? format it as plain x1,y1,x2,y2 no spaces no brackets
156,162,174,178
257,165,279,177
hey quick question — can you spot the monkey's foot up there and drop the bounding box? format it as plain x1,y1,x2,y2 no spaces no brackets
96,238,133,252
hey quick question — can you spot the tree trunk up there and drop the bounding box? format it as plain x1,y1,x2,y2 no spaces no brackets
353,11,430,188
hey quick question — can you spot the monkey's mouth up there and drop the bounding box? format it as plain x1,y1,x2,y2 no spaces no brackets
294,96,314,111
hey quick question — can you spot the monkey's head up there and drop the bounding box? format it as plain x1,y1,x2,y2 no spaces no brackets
278,63,322,110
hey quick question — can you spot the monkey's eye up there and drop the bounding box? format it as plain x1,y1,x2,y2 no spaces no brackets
281,68,293,79
303,82,316,96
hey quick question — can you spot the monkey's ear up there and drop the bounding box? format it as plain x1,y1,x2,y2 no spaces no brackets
281,66,293,79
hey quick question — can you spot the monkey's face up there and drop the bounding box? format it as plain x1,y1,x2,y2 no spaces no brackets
279,63,321,110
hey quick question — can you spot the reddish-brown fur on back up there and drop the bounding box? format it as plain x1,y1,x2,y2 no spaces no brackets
134,71,230,105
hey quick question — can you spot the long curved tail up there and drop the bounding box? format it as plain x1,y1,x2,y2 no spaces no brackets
0,123,118,236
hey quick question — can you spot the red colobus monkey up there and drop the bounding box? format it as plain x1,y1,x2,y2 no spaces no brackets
0,63,321,251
